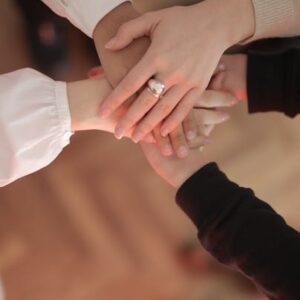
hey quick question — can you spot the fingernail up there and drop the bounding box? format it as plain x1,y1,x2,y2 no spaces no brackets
199,146,205,152
115,126,125,140
187,131,197,141
163,145,173,156
105,38,118,49
178,146,189,158
132,132,143,144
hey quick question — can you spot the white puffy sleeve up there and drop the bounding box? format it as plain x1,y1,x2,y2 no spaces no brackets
0,68,72,187
41,0,132,38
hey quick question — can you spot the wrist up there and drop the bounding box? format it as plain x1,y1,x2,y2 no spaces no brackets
226,0,255,44
174,160,212,188
67,79,112,132
201,0,255,46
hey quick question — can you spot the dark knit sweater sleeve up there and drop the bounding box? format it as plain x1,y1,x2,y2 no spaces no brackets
247,49,300,117
176,163,300,300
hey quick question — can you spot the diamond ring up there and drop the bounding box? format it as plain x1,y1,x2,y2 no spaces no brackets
147,78,166,99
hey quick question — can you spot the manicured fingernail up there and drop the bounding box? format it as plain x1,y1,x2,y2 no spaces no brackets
115,126,125,140
105,38,118,49
178,146,189,158
163,145,173,156
132,132,143,144
187,131,197,141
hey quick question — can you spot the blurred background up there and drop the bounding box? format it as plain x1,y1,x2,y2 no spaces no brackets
0,0,300,299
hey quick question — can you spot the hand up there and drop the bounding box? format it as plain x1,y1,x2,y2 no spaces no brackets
141,141,210,188
88,67,237,158
210,54,248,101
153,90,237,158
99,0,255,142
67,74,155,142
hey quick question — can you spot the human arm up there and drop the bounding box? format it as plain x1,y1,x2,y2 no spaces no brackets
40,0,132,38
0,67,233,187
0,68,125,187
141,144,300,299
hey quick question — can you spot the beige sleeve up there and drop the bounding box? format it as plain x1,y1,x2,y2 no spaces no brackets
244,0,300,43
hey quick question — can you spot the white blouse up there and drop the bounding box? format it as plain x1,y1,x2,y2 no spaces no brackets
0,69,71,187
0,0,129,187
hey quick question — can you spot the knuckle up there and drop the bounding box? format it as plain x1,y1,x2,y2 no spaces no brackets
179,103,192,115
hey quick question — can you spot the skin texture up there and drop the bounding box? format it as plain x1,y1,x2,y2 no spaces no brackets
211,54,248,102
141,54,247,184
92,2,236,158
98,0,255,143
66,74,237,156
141,141,210,188
93,2,200,157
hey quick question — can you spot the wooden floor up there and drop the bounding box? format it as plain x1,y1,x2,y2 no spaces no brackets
0,1,300,300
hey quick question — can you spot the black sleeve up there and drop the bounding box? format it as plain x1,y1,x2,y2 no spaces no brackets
247,49,300,118
176,163,300,300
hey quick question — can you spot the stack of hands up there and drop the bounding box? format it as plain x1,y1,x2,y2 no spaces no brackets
68,0,252,188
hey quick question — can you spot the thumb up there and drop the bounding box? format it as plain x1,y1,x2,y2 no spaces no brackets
105,13,156,50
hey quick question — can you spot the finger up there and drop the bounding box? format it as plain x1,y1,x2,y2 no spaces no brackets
201,124,215,137
105,13,156,50
114,77,172,139
182,111,198,143
153,126,173,157
132,85,188,143
161,88,197,137
169,125,189,159
143,133,156,144
99,52,156,117
194,90,237,108
194,108,230,125
208,71,226,90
